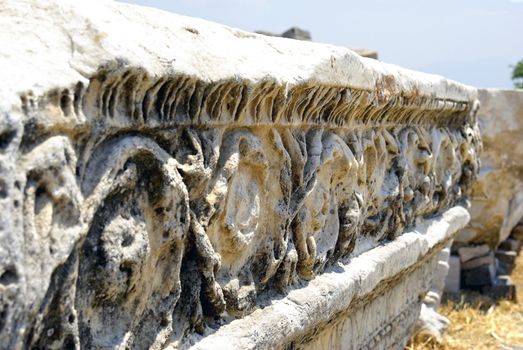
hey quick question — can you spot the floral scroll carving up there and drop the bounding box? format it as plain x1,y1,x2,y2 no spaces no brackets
7,64,480,349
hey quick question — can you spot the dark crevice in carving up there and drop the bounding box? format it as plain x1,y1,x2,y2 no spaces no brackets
24,248,80,350
0,266,18,285
0,129,17,152
0,304,7,334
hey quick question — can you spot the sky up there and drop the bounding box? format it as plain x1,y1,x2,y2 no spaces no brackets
121,0,523,88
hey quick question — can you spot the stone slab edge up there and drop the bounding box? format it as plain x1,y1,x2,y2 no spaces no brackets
0,0,476,112
183,206,470,350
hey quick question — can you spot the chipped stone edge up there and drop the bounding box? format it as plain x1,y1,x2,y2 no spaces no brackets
183,206,470,350
1,0,477,113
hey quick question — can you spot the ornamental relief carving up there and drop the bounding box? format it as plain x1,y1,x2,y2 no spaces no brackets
10,64,480,349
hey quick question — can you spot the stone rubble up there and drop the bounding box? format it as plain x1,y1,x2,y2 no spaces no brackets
458,244,490,263
447,89,523,300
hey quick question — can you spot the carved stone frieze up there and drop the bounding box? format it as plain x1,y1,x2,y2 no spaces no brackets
0,1,480,349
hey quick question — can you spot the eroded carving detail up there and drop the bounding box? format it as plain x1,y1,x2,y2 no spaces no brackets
7,63,480,348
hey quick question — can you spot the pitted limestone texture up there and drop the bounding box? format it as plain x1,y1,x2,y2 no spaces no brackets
457,89,523,247
0,0,479,349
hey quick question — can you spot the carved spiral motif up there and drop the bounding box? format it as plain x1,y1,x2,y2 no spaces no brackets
5,63,481,349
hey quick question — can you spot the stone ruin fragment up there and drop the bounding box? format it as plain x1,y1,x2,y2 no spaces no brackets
444,89,523,302
255,27,379,59
0,0,482,349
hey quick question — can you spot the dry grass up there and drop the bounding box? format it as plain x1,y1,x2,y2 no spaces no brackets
407,252,523,350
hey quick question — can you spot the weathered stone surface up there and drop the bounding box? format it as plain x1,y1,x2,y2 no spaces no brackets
458,244,490,262
461,252,495,270
186,208,469,350
499,238,522,253
445,255,461,293
495,250,518,274
414,244,452,342
482,275,516,301
0,0,479,349
282,27,312,40
352,48,379,60
462,262,496,288
255,28,378,59
256,27,312,41
511,224,523,241
457,89,523,246
416,304,450,344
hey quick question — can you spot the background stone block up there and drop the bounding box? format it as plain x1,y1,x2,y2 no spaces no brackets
445,255,461,294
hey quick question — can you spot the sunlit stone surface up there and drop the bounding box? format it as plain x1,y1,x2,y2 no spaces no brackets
0,1,480,349
457,89,523,247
